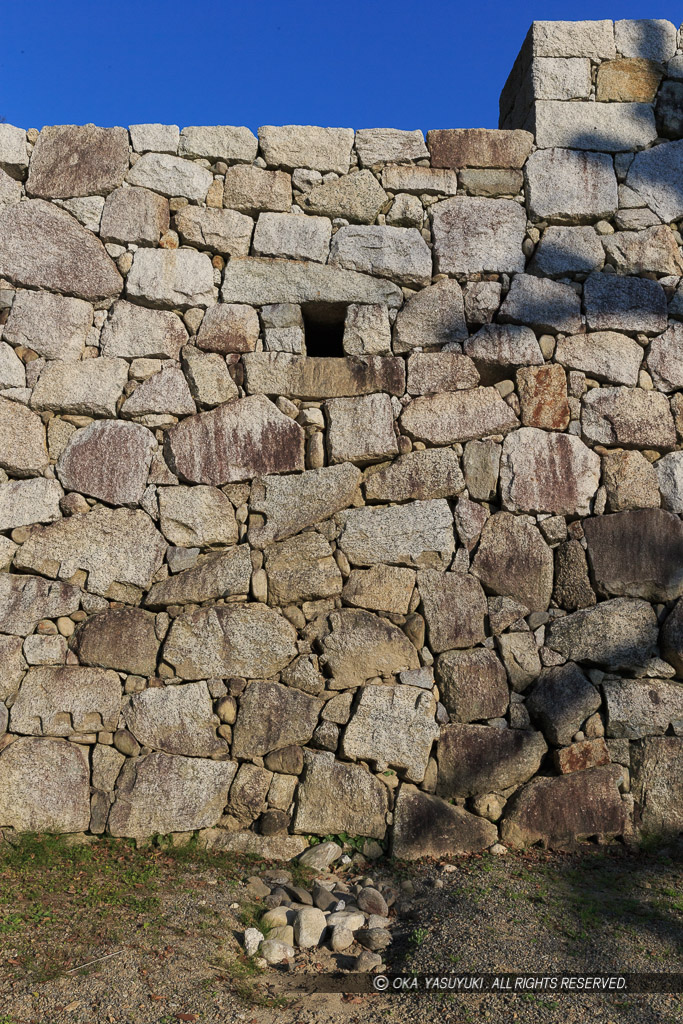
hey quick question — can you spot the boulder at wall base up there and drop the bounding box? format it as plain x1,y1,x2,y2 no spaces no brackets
392,784,497,859
436,724,547,798
0,737,91,833
500,765,627,849
630,736,683,836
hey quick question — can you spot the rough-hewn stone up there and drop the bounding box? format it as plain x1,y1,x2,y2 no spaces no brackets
100,186,169,246
583,273,667,335
4,290,93,362
528,225,605,277
124,681,226,757
175,206,254,257
582,388,675,449
584,509,683,602
517,364,570,430
326,393,398,464
292,750,389,838
221,256,402,309
197,303,260,355
0,738,90,833
330,225,431,287
546,598,659,671
499,275,581,334
319,608,419,687
178,124,258,163
463,324,543,382
393,279,467,353
10,666,121,736
427,129,533,168
337,499,455,569
437,724,547,798
500,428,600,515
527,663,601,746
400,387,519,445
126,249,215,309
418,570,487,652
406,353,479,395
258,126,354,174
533,100,656,151
71,607,159,676
602,676,683,740
342,685,438,783
296,169,388,223
342,565,416,615
232,681,323,758
265,532,342,605
0,575,80,637
100,300,187,360
249,463,361,547
552,539,597,611
626,139,683,222
158,485,238,546
647,323,683,392
631,737,683,835
471,512,553,612
436,648,509,723
524,149,618,223
145,546,251,608
57,420,156,506
603,226,683,277
125,152,212,201
27,125,129,199
364,448,464,503
555,332,642,387
0,478,62,531
432,197,526,274
243,353,404,399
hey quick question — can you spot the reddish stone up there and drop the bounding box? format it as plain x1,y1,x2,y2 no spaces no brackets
554,738,610,774
517,364,570,430
426,128,533,169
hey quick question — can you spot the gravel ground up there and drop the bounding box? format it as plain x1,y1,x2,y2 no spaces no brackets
0,836,680,1024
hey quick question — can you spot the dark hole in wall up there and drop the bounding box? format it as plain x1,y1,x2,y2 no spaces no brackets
302,304,346,357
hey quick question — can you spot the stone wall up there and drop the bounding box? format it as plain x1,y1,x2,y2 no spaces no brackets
0,17,681,858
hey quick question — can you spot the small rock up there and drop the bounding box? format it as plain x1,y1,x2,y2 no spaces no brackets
356,887,388,917
243,927,264,956
259,938,294,964
355,928,392,951
293,906,327,948
330,925,354,951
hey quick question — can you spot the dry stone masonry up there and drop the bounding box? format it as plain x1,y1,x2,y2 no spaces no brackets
0,18,681,857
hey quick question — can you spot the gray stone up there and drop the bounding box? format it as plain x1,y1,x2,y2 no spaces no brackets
296,169,388,223
436,648,509,723
0,123,28,176
258,126,354,174
603,450,660,512
530,56,592,100
129,124,179,154
125,152,212,201
526,663,601,746
0,575,80,637
227,763,272,822
249,463,361,547
14,507,166,597
655,452,683,512
529,225,605,276
181,346,238,407
70,606,159,675
3,290,93,362
432,197,526,274
10,666,121,736
500,428,601,516
602,677,683,740
108,752,236,839
0,199,122,300
418,570,487,652
471,511,553,613
647,323,683,392
27,125,129,198
297,841,342,869
158,485,237,546
243,353,404,399
355,128,428,166
496,632,542,691
364,448,464,503
546,598,659,671
0,168,21,206
294,906,326,948
121,366,195,417
527,20,616,58
31,357,127,417
166,394,304,485
265,532,342,605
253,212,331,263
320,608,419,687
392,279,467,353
100,186,169,246
631,736,683,836
427,128,533,168
583,272,667,335
462,440,501,500
92,744,125,792
533,100,657,151
100,300,187,359
581,388,675,449
330,225,431,287
614,19,677,61
54,195,105,233
0,478,62,530
0,398,47,476
458,168,523,198
326,393,398,464
292,750,389,838
342,684,439,782
392,784,497,859
603,226,683,277
343,303,392,356
126,249,215,309
463,324,544,382
259,939,295,964
584,509,683,602
223,165,292,215
553,539,597,611
145,545,251,607
400,387,519,445
197,303,260,354
626,140,683,222
437,724,547,798
0,636,27,701
499,274,581,334
123,681,226,757
342,565,416,616
555,331,642,387
406,353,479,394
337,499,455,569
381,164,459,196
524,149,618,223
162,603,297,680
57,420,156,506
178,124,258,163
174,206,254,256
0,737,90,833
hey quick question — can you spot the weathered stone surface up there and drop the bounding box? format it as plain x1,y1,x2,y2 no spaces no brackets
71,607,159,675
253,212,330,264
355,128,428,166
100,300,187,360
296,169,388,223
647,323,683,392
0,478,62,531
243,353,404,399
364,448,464,503
584,509,683,602
454,496,490,551
31,357,127,417
175,206,254,256
463,324,543,382
126,249,214,310
0,738,90,833
400,388,519,445
197,303,260,354
56,420,156,506
615,18,677,61
603,450,660,511
0,123,28,176
458,168,523,198
500,428,600,515
166,395,304,485
122,366,195,417
342,685,438,782
145,546,251,608
631,736,683,835
158,485,237,546
330,225,431,287
100,186,169,246
92,744,125,792
232,680,322,758
0,636,27,701
221,256,402,309
265,532,342,605
343,303,391,356
125,152,212,201
342,565,416,615
0,200,122,300
381,164,459,196
524,149,618,223
499,275,581,334
427,129,533,168
320,608,419,687
326,393,398,464
529,225,605,277
554,738,610,774
603,676,683,740
227,763,272,822
553,539,597,611
625,139,683,222
178,124,258,163
181,347,238,408
10,666,121,735
661,599,683,674
337,499,455,569
14,507,166,596
517,364,570,430
0,398,48,476
501,766,626,849
655,80,683,139
546,598,659,671
222,164,292,215
0,575,80,637
604,226,683,277
437,724,547,798
250,463,361,547
418,570,487,652
259,126,354,174
597,57,663,102
582,388,675,449
162,603,297,680
432,197,526,274
530,56,592,100
392,784,497,858
526,663,601,746
393,278,467,353
123,681,226,757
436,648,508,723
406,353,479,395
292,750,389,838
533,100,657,151
472,512,553,613
27,125,129,198
496,632,542,691
4,290,93,362
108,752,236,839
0,340,24,388
584,273,667,335
555,332,642,387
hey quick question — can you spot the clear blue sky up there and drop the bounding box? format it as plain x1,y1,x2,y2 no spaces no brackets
2,2,678,133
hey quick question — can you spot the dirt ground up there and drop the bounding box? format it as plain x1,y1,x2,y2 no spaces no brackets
0,833,681,1024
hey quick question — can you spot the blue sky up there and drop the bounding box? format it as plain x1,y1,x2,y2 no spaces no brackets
2,2,679,132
